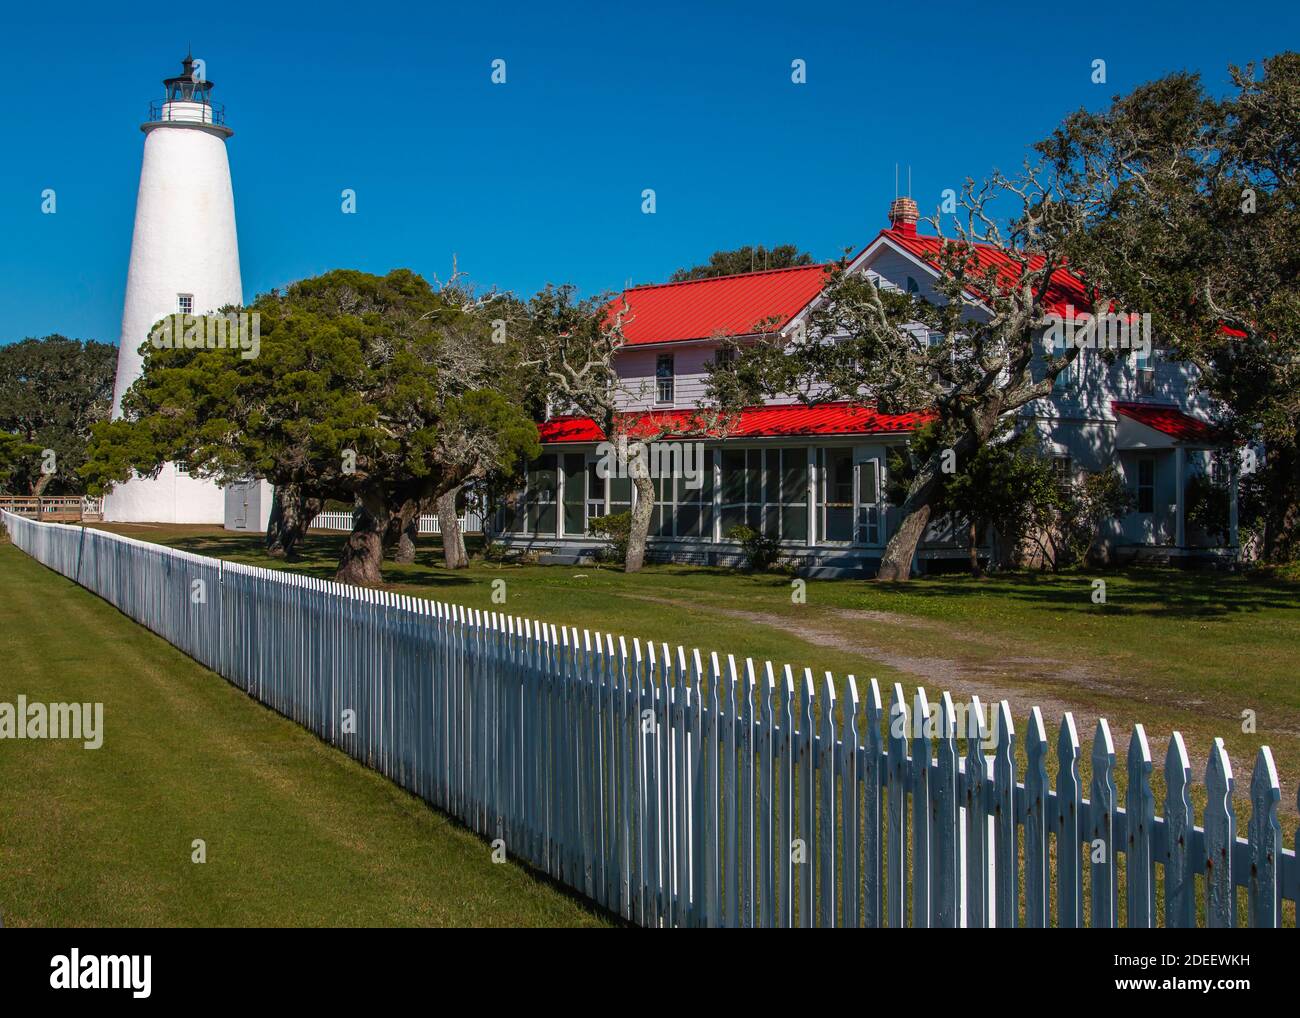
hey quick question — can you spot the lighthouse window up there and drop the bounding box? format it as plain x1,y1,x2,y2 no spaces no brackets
177,294,194,315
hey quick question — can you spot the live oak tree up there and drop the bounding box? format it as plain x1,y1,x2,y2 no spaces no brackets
670,244,814,282
83,276,389,562
1038,54,1300,561
886,422,1061,576
522,284,682,573
398,274,539,570
84,269,537,585
710,171,1103,580
0,431,42,495
0,335,116,495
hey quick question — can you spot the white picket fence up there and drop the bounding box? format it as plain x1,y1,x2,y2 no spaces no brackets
3,509,1294,927
308,509,483,535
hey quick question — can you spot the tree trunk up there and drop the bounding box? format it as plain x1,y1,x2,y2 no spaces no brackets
968,519,983,577
335,490,388,585
877,427,987,582
877,503,931,580
266,484,320,560
384,497,422,565
1262,443,1299,563
625,464,655,573
437,487,469,569
31,471,52,497
396,514,420,564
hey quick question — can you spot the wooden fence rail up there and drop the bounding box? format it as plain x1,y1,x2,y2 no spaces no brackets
3,509,1293,927
0,495,101,522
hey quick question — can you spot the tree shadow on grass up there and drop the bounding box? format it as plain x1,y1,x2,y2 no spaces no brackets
876,567,1299,620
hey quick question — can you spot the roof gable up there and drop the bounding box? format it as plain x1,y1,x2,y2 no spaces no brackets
850,227,1090,317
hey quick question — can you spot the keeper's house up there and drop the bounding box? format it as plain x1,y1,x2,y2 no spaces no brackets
499,199,1239,575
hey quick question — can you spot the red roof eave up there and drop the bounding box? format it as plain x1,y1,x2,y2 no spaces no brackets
537,402,933,444
1111,401,1220,444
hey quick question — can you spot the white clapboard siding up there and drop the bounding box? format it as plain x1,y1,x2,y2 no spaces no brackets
4,507,1295,929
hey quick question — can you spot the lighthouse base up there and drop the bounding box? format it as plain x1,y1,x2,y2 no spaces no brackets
103,462,226,524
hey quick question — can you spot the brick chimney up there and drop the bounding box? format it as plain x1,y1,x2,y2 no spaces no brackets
889,196,919,236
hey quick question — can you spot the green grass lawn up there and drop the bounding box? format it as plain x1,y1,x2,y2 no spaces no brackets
97,522,1300,835
0,541,609,927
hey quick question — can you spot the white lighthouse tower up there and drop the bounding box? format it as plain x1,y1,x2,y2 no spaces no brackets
105,53,242,524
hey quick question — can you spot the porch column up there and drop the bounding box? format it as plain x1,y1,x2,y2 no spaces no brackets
807,446,817,548
711,447,721,543
1174,446,1186,548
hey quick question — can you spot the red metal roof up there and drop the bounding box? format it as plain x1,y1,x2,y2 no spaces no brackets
880,225,1091,317
537,402,932,444
1112,401,1219,443
615,263,831,347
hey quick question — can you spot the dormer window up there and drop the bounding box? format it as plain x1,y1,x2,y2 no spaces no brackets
656,354,675,404
177,293,193,315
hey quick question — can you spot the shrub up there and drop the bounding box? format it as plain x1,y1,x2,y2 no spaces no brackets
1056,468,1134,567
588,512,631,564
1186,472,1231,546
727,523,782,572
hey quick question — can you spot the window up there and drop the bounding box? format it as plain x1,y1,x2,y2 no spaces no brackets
175,460,190,475
714,347,736,371
608,473,632,518
656,354,675,404
526,455,558,535
585,461,606,530
1052,333,1076,391
1134,348,1155,396
720,447,807,543
562,453,585,536
818,448,854,542
1052,456,1072,494
720,448,761,536
857,460,881,545
767,448,808,542
650,458,715,539
177,293,194,315
906,276,920,294
1137,457,1155,514
927,331,947,383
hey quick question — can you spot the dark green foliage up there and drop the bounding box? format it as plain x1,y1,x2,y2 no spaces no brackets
888,422,1062,573
1039,53,1300,561
1186,471,1232,546
0,335,116,494
670,244,815,282
589,511,632,563
726,523,782,572
81,268,538,580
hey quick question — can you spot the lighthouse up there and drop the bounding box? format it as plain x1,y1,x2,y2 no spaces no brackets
104,53,242,524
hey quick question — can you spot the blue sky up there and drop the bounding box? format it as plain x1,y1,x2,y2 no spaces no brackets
1,0,1296,347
